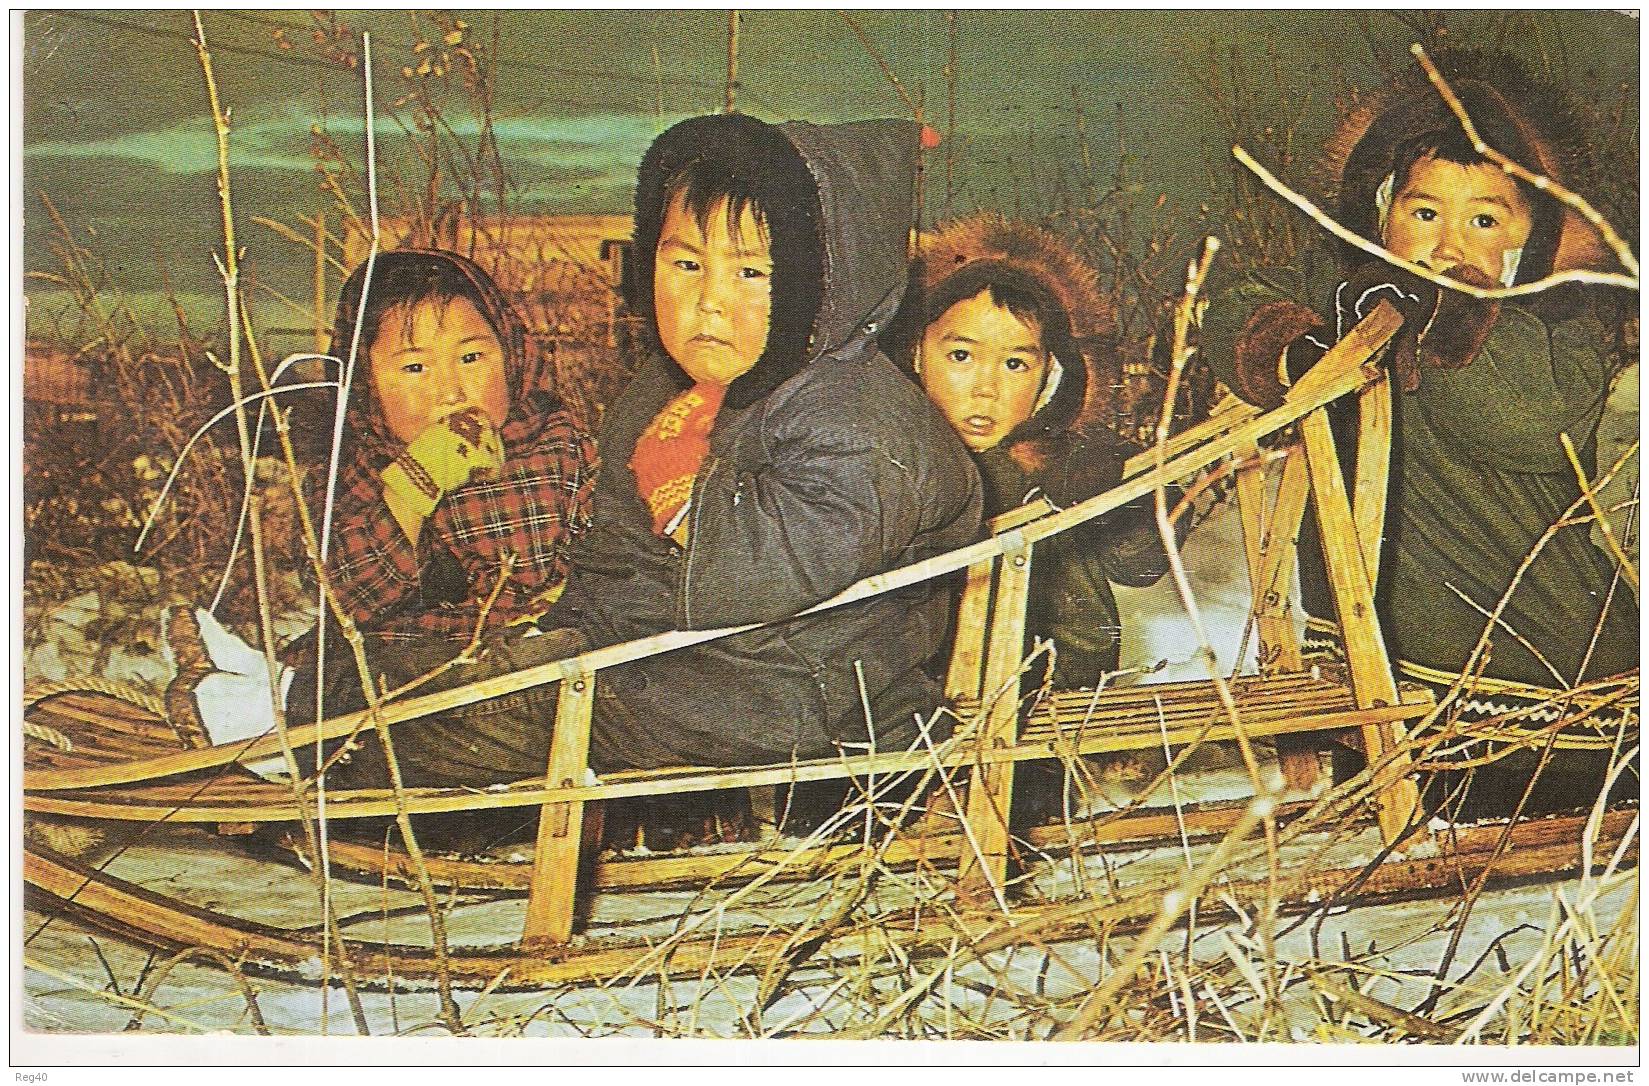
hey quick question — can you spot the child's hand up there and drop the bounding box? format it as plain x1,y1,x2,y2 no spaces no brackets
380,407,505,534
1331,263,1497,391
1043,433,1129,511
1332,261,1440,339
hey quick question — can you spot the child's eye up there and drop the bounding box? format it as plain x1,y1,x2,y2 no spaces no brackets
1005,356,1031,373
673,259,701,273
1412,207,1438,222
400,362,425,375
461,350,486,365
1471,213,1499,229
947,348,971,364
740,266,769,280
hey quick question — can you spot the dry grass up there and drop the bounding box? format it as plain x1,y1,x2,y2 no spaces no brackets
20,16,1640,1044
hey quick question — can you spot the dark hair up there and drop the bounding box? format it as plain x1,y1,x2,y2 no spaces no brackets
631,114,825,407
658,156,772,255
343,255,503,359
969,282,1047,343
908,261,1075,373
1389,124,1540,212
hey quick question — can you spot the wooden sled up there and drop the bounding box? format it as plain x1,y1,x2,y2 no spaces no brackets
28,302,1517,985
24,808,1637,993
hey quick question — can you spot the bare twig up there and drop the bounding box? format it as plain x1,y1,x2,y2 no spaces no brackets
1232,146,1638,297
1560,433,1639,592
1411,43,1639,279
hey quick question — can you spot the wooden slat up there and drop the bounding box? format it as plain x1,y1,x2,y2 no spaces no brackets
944,558,994,702
1301,406,1419,844
1235,440,1268,595
957,536,1032,902
298,798,1318,893
1238,443,1315,788
1255,444,1310,673
25,807,1636,992
26,678,1433,823
1352,372,1393,578
521,670,594,945
1122,392,1259,476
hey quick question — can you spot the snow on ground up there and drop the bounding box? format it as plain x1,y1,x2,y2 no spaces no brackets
22,798,1635,1039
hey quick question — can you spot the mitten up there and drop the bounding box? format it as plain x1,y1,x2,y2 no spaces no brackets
381,406,505,529
1041,432,1130,511
1230,299,1331,411
1331,262,1443,393
1331,261,1441,334
1331,261,1499,390
1045,432,1181,587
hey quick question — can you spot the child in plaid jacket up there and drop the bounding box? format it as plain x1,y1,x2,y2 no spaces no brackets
317,249,595,646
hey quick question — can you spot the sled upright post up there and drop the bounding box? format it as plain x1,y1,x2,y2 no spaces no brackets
956,529,1033,903
522,669,596,944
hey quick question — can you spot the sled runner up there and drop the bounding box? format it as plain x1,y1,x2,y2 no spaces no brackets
24,303,1630,988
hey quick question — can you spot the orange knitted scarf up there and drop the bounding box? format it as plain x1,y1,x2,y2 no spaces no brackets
629,381,725,545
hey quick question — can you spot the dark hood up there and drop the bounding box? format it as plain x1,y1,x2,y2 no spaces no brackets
630,114,922,410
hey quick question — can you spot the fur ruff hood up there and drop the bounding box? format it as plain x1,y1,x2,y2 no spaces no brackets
907,212,1119,472
1319,48,1617,281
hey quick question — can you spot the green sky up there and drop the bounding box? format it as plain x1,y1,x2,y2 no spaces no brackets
20,9,1639,340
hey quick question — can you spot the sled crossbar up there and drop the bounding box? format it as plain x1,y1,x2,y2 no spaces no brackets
24,672,1432,822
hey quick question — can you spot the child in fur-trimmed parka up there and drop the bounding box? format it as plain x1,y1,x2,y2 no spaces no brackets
1199,50,1638,820
893,213,1174,688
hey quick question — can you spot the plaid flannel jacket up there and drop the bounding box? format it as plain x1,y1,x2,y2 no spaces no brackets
325,406,596,643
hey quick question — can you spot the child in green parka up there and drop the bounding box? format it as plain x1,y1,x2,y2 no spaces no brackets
1199,49,1638,822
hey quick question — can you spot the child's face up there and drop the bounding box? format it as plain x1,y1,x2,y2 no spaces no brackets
654,193,773,386
918,289,1051,453
1383,155,1534,284
368,296,509,446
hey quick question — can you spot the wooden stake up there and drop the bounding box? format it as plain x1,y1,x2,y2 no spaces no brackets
522,672,595,945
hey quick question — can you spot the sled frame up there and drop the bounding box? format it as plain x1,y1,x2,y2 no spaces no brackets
24,306,1421,947
522,303,1419,940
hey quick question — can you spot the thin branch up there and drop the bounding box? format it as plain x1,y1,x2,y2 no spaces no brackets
1559,433,1638,592
1411,43,1639,278
1232,145,1638,297
838,12,919,119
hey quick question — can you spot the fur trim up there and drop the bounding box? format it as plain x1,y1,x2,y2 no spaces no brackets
1233,300,1325,411
1318,49,1615,280
1007,439,1053,477
910,213,1119,447
918,213,1114,343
